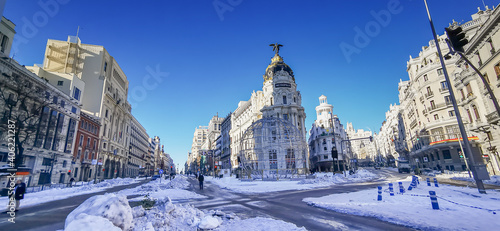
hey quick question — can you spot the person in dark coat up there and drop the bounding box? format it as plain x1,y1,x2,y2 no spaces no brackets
69,177,75,187
9,180,26,212
198,174,204,190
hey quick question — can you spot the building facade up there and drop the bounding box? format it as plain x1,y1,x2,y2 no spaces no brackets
128,115,149,177
308,95,348,172
71,111,100,182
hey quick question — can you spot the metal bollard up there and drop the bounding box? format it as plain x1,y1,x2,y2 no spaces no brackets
433,178,439,187
378,186,382,201
427,178,431,186
429,191,439,209
389,183,394,196
399,182,405,193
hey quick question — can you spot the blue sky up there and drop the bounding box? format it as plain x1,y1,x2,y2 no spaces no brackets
4,0,497,170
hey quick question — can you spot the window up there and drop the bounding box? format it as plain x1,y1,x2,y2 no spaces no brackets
423,74,428,81
430,100,435,109
440,81,448,90
324,155,328,160
448,110,455,117
105,109,109,118
73,87,81,100
465,83,472,95
283,114,288,120
63,160,67,167
434,114,439,120
57,81,63,86
0,35,9,52
437,68,443,75
324,147,327,150
444,95,451,105
283,95,287,104
104,62,108,72
486,131,494,141
84,150,89,160
79,135,83,147
294,97,296,103
495,63,500,79
42,158,52,166
466,109,473,123
77,149,81,159
87,137,91,147
442,150,452,159
472,105,480,120
71,107,77,113
60,100,65,108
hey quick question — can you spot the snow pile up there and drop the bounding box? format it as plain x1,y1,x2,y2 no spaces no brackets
65,194,133,230
303,179,500,231
0,177,141,208
299,169,378,185
448,174,500,186
117,175,206,201
65,193,306,230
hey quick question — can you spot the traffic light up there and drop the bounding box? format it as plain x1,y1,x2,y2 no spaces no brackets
214,166,217,170
445,26,468,53
416,134,420,141
331,147,338,159
459,151,464,158
369,136,373,142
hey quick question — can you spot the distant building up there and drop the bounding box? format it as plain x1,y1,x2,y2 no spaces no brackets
308,95,348,172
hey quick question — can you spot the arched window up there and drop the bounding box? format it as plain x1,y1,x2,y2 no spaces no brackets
472,105,480,120
283,95,287,104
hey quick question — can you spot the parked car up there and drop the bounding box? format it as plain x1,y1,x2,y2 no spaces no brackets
151,175,161,180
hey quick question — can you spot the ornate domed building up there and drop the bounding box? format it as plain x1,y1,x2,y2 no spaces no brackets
230,44,308,178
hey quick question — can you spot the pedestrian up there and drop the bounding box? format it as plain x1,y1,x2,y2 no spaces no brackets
198,173,204,190
69,177,75,187
8,180,26,212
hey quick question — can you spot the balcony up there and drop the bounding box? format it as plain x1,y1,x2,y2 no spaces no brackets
486,111,500,124
439,87,449,93
425,91,434,98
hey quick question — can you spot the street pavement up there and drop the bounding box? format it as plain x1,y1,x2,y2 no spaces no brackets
0,179,148,231
186,169,416,231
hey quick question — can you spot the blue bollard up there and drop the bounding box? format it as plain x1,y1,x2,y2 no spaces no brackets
416,176,420,185
429,191,439,209
389,183,394,196
399,182,405,193
378,186,382,201
434,178,439,187
427,178,431,186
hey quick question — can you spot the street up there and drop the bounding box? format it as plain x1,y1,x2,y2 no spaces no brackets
0,180,148,231
185,169,415,231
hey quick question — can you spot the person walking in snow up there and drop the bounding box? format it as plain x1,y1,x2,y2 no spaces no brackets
198,173,204,190
8,180,26,212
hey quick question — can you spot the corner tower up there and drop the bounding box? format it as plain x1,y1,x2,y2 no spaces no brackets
261,43,306,138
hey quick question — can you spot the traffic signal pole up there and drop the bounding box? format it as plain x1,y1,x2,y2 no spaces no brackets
424,0,486,194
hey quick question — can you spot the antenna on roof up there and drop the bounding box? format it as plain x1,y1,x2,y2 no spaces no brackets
76,26,80,38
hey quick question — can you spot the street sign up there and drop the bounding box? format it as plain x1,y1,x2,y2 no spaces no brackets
159,169,164,174
91,159,97,165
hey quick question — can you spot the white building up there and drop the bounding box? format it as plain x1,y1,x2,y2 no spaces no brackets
308,95,348,172
398,8,491,171
188,126,208,173
375,104,401,166
230,46,307,171
27,36,134,179
345,123,376,165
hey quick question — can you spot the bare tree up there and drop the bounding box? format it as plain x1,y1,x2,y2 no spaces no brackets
0,62,51,168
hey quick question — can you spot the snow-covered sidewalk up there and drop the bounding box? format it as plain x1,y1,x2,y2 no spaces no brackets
0,177,142,209
303,176,500,231
207,168,379,194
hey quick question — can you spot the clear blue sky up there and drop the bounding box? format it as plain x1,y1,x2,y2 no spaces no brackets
4,0,497,170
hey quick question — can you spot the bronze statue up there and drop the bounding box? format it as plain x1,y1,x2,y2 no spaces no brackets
269,43,283,55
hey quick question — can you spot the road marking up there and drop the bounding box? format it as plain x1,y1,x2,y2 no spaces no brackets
306,216,350,231
0,205,78,224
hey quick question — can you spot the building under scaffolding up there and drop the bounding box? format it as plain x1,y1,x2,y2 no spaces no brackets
238,117,308,179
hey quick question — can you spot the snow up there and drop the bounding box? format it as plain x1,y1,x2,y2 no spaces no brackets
65,192,306,231
0,177,141,209
303,176,500,231
207,168,379,194
432,171,500,186
117,175,207,201
65,193,133,230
